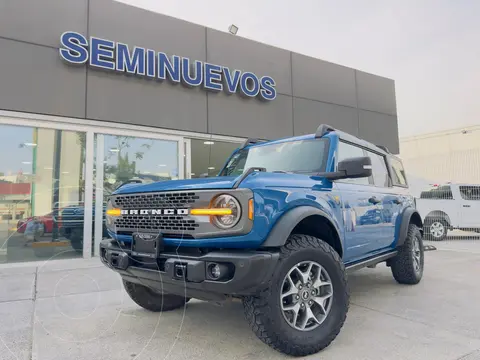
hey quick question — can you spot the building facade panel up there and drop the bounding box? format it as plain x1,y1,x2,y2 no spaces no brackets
358,110,399,154
207,92,293,139
0,38,86,118
291,53,357,108
293,98,359,136
356,70,397,116
0,0,87,48
86,69,208,133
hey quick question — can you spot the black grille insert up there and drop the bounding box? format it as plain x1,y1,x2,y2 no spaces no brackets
112,192,200,209
115,215,199,232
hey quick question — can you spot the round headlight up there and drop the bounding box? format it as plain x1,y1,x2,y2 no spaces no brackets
211,194,241,229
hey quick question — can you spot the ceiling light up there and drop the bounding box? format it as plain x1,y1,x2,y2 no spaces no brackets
158,164,166,167
204,141,215,145
44,167,53,170
22,161,32,165
208,167,215,170
109,148,120,152
22,143,37,147
62,171,69,174
228,24,239,35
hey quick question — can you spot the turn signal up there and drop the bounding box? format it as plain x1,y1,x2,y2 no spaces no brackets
190,208,233,216
106,208,122,217
248,199,254,220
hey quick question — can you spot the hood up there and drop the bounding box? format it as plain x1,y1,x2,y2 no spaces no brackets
113,172,330,195
113,176,239,194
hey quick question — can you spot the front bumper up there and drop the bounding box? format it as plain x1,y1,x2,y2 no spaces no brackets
99,239,279,301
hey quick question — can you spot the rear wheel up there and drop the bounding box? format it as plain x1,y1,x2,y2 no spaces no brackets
243,234,349,357
391,224,424,285
123,280,190,312
424,219,448,241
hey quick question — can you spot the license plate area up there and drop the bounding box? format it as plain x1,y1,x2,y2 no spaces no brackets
131,232,163,258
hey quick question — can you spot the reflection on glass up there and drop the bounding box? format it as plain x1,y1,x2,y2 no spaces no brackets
190,139,241,178
91,134,180,254
101,135,179,195
0,125,86,263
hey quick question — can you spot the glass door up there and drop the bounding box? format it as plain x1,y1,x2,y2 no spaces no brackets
92,132,184,256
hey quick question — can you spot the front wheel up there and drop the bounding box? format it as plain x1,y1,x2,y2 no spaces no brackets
243,234,349,357
123,280,190,312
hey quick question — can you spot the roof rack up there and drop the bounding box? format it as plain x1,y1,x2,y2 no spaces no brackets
315,124,336,138
239,138,267,149
376,144,390,153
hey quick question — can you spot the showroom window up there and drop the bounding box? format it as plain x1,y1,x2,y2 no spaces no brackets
0,124,86,263
189,138,241,178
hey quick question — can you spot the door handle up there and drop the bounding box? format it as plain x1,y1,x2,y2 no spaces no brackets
463,205,471,208
369,197,381,205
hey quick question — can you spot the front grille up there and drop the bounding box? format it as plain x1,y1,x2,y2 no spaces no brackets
111,191,202,237
114,215,199,232
112,192,199,209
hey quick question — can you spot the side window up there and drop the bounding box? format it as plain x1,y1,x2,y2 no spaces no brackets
390,157,407,186
459,186,480,201
420,186,454,200
336,141,369,185
366,151,390,187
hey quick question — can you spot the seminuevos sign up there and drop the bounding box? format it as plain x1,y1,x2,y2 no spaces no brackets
59,31,277,101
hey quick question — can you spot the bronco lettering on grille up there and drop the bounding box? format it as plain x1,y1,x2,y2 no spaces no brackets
120,209,189,215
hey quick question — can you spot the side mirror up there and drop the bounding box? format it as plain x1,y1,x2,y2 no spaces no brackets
326,156,372,180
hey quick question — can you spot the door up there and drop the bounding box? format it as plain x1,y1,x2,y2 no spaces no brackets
364,149,400,248
92,132,184,256
335,141,386,263
458,185,480,228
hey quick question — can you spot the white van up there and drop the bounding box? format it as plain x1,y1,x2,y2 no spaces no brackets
415,183,480,240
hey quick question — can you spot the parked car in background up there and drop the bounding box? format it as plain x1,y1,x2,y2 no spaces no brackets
416,183,480,240
17,212,55,234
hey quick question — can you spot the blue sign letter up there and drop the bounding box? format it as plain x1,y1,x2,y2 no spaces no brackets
158,53,181,83
116,43,146,75
222,68,241,94
260,76,276,101
204,63,223,91
59,31,88,64
181,58,203,87
90,37,115,70
146,49,156,78
240,72,260,97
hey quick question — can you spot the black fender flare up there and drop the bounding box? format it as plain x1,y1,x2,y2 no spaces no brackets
396,207,423,247
261,206,343,253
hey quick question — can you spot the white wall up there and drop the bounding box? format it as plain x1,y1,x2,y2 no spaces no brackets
400,126,480,188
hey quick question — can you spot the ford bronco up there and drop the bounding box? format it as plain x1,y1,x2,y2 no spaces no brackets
100,124,424,357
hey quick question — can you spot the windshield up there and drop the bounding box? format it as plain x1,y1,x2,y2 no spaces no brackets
220,139,329,176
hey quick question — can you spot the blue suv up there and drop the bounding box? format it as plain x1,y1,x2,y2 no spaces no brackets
100,124,424,357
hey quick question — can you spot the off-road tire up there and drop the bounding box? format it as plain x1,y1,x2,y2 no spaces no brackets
243,234,349,357
123,280,190,312
424,219,448,241
390,224,424,285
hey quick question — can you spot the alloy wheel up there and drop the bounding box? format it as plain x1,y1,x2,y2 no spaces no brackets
412,237,422,272
280,261,333,331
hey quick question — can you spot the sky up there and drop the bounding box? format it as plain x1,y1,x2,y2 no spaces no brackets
118,0,480,138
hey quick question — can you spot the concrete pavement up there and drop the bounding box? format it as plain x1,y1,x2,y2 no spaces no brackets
0,239,479,360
